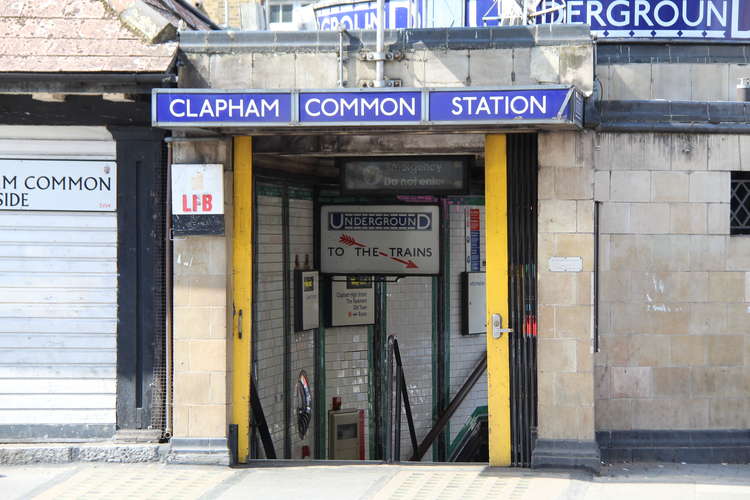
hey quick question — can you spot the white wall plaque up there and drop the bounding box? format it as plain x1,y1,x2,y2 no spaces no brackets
0,159,116,211
321,205,440,275
461,272,486,335
548,256,583,272
330,275,375,327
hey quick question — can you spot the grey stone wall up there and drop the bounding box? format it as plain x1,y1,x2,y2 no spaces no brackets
595,132,750,431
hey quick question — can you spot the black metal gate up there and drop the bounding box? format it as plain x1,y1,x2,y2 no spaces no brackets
507,133,538,467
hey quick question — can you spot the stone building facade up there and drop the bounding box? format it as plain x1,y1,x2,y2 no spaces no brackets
156,23,750,468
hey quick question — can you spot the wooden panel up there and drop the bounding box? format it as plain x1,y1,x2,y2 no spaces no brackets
0,304,117,319
0,230,116,244
0,333,116,349
0,378,116,394
0,409,115,424
0,394,114,409
0,244,117,259
0,365,116,379
0,318,116,334
0,287,116,302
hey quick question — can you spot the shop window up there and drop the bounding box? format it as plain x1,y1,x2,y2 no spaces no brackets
731,171,750,235
270,4,293,23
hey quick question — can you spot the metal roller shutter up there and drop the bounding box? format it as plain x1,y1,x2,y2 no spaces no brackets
0,126,117,440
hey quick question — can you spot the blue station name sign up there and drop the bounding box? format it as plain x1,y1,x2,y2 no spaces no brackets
152,87,583,129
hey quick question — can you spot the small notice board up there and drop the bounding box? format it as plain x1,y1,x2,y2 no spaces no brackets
328,275,375,327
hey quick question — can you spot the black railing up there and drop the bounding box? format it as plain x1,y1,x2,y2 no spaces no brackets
387,334,488,463
386,335,418,463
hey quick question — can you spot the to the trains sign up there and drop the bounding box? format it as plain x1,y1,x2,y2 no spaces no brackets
320,205,440,275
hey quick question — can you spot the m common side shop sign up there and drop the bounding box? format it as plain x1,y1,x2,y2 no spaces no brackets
0,160,116,211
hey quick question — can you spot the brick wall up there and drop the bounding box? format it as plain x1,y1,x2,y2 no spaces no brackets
171,140,231,440
595,133,750,431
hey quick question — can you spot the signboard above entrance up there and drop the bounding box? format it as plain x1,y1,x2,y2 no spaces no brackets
341,157,468,194
152,87,583,129
320,205,440,275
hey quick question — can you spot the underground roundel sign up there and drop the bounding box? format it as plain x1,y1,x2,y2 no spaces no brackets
321,205,440,275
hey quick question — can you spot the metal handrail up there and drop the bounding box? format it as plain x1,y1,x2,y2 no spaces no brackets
410,351,487,462
386,335,418,463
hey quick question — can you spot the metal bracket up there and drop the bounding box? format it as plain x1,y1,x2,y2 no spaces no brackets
358,79,402,88
359,50,404,62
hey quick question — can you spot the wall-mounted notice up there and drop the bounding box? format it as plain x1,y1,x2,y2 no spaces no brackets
461,272,486,335
548,256,583,272
329,275,375,327
465,208,482,272
171,164,224,236
321,205,440,275
295,270,320,331
0,159,116,211
341,157,467,194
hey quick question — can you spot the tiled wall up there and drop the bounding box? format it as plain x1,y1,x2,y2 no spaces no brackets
386,276,435,461
254,192,285,455
595,133,750,430
447,201,488,451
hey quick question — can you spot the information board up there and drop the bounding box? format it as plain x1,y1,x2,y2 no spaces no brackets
320,205,440,275
294,270,320,331
329,275,375,327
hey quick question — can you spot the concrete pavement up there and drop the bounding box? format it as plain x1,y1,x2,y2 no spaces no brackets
2,462,750,500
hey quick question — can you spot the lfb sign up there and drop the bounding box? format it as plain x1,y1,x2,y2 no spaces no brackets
172,164,223,215
171,164,225,236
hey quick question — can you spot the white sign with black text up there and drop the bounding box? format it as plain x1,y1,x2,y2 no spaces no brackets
330,276,375,327
0,159,116,211
321,205,440,275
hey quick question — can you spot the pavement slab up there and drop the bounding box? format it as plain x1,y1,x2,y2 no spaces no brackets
2,461,750,500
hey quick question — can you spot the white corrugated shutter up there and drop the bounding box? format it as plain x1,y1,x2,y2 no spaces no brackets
0,126,117,432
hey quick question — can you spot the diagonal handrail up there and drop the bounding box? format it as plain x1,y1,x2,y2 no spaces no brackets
410,351,487,462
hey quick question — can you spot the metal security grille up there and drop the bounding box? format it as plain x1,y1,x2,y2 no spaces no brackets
507,134,538,467
150,144,169,432
731,172,750,235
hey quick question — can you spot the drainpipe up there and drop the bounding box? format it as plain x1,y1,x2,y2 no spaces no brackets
374,0,386,87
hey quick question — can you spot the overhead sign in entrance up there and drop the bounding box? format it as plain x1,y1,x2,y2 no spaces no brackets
321,205,440,275
152,87,583,129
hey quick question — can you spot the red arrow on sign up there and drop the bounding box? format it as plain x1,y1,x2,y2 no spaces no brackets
338,234,419,269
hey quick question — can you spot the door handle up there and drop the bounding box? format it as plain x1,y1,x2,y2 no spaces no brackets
491,313,513,339
238,309,243,339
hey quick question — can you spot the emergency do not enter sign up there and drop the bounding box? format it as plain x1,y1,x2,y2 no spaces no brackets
320,205,440,275
171,163,225,236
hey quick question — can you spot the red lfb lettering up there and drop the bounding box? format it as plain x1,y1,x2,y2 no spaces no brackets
192,194,199,212
182,194,191,212
202,194,213,212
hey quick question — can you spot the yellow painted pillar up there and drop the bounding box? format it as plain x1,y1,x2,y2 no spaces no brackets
485,134,511,466
232,136,253,462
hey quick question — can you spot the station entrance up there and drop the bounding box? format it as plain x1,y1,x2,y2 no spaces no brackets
233,133,539,466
